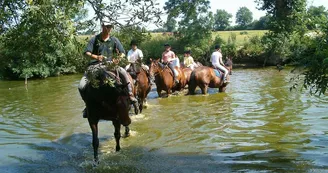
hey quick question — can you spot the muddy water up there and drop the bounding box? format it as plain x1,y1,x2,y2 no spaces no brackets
0,68,327,172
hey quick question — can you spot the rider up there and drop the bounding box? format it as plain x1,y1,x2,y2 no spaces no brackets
125,40,154,85
78,21,137,118
183,50,196,70
161,43,179,84
210,44,230,83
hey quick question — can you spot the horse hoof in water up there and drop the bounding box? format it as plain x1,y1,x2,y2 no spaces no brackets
93,160,99,167
133,102,139,115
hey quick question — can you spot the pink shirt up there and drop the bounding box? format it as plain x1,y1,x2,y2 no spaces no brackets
162,50,175,63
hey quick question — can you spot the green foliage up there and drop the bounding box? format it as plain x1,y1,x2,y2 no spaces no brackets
113,26,152,52
140,34,178,63
0,0,86,79
256,0,307,33
164,17,177,32
307,5,328,30
86,0,162,30
237,35,265,63
213,9,232,31
235,7,253,28
164,0,213,63
0,0,27,34
291,24,328,95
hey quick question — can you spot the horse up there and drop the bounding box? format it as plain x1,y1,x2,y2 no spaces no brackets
181,62,203,85
127,63,151,113
188,66,230,94
225,57,233,75
84,68,132,164
149,59,186,97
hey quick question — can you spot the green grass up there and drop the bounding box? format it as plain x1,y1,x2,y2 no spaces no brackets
213,30,267,46
79,30,268,46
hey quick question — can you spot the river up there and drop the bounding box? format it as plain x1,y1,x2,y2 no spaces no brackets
0,68,327,173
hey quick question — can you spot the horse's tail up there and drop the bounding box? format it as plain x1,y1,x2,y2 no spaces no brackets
188,71,197,95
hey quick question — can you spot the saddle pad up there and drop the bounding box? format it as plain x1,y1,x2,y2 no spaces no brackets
213,69,223,78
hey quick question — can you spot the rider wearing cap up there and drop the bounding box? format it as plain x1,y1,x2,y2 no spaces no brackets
78,21,137,118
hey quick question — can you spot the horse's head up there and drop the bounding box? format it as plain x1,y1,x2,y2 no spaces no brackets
116,84,131,126
149,58,161,78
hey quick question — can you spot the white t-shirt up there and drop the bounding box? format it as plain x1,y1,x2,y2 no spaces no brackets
127,48,143,63
210,51,222,65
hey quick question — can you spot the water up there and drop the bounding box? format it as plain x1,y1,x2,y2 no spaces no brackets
0,68,327,173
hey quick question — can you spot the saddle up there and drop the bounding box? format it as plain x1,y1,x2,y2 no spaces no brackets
161,62,179,77
86,63,123,88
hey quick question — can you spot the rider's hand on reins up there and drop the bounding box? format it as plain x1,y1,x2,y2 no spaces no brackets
97,55,105,62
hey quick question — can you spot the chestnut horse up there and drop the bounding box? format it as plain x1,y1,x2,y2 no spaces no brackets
182,62,203,85
149,59,186,97
188,66,230,94
85,70,132,164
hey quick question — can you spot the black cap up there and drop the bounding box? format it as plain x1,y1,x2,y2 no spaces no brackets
164,43,170,47
130,40,138,46
184,50,191,54
215,44,221,49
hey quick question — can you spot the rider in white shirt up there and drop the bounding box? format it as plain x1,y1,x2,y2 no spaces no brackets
125,40,154,85
125,40,148,71
210,44,230,83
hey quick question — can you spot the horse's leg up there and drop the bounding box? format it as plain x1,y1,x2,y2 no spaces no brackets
133,102,139,115
124,125,130,137
139,97,144,113
89,121,99,163
157,88,162,98
112,120,121,151
200,83,208,94
219,86,227,92
166,89,171,97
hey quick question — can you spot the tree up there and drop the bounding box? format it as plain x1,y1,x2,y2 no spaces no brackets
236,7,253,28
307,5,328,30
164,0,213,62
0,0,27,34
256,0,328,95
0,0,86,79
213,9,232,31
251,15,271,30
0,0,163,79
164,17,177,32
255,0,307,33
86,0,162,29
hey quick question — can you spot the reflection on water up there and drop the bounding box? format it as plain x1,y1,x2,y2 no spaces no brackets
0,69,327,173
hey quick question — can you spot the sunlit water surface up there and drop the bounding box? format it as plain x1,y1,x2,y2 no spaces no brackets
0,68,327,173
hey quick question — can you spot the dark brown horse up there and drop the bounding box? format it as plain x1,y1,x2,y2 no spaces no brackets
133,67,151,113
127,63,151,113
85,71,131,164
149,59,186,97
188,66,230,94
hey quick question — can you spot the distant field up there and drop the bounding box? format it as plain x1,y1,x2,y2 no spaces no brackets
79,30,268,46
150,30,268,46
212,30,267,45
